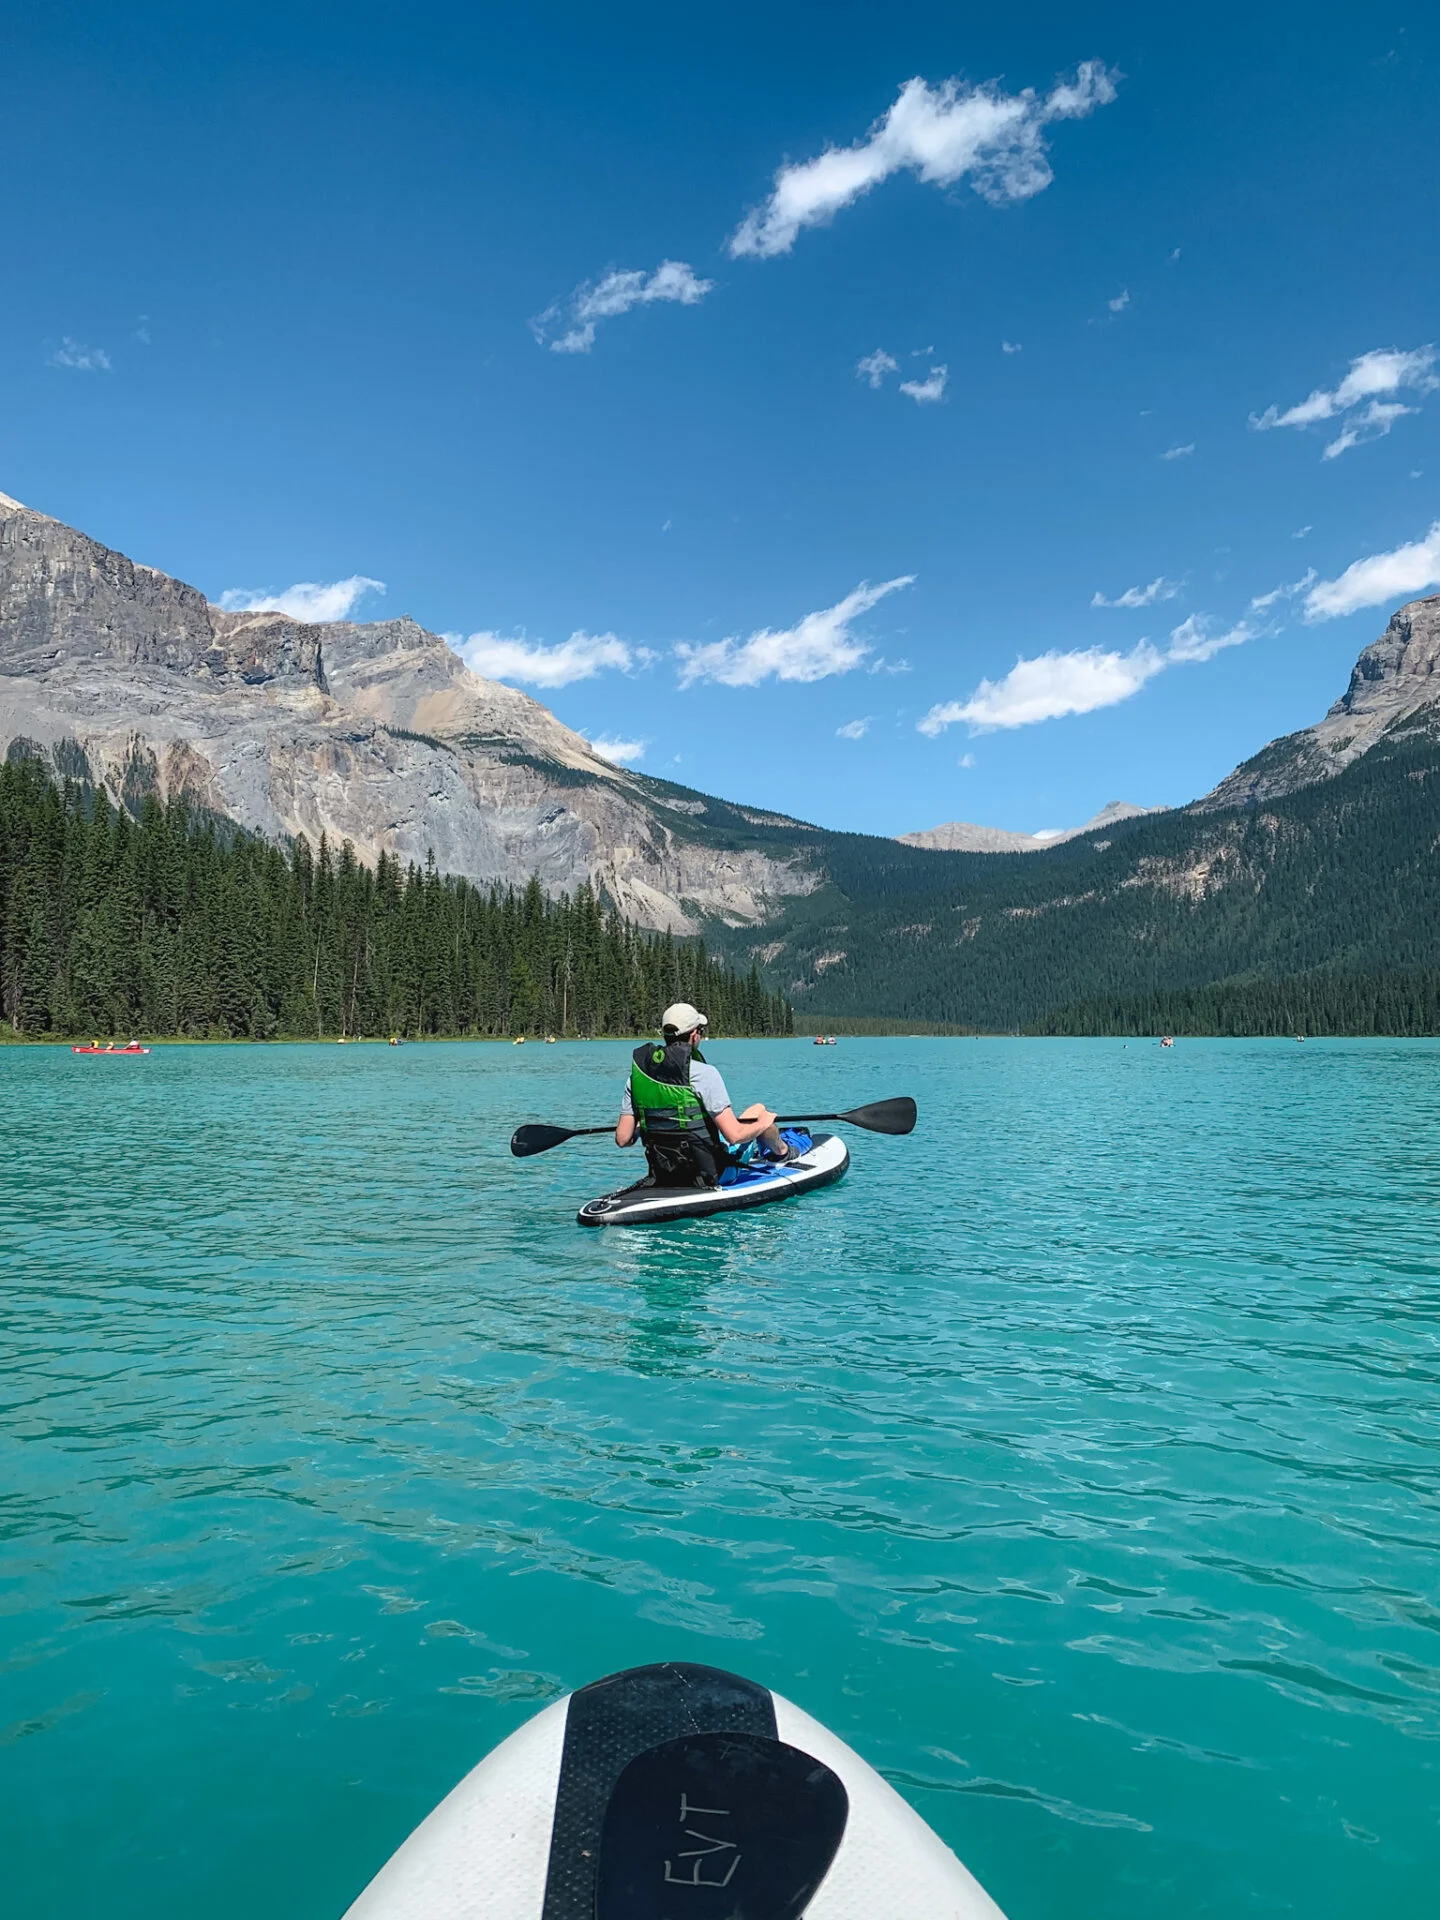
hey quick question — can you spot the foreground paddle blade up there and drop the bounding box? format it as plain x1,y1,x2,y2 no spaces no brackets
511,1123,575,1157
843,1096,916,1135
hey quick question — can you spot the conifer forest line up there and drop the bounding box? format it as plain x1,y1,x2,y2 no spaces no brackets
0,760,793,1041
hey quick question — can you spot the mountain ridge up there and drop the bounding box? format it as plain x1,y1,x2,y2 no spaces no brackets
4,492,1439,1028
897,800,1162,854
0,491,821,933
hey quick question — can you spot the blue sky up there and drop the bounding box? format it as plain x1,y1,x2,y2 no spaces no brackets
3,1,1438,836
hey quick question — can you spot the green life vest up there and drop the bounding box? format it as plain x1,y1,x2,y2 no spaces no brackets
629,1041,722,1187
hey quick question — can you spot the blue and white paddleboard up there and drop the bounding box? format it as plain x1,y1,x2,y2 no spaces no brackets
343,1660,1006,1919
577,1132,850,1227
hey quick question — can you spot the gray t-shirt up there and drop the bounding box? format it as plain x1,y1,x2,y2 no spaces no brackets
620,1058,733,1119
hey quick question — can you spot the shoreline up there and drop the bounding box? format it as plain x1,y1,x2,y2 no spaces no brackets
5,1030,1438,1048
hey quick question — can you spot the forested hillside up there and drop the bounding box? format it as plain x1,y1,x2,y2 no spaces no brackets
0,758,791,1040
708,711,1440,1034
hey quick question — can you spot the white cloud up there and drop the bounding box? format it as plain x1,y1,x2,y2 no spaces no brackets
1169,246,1182,261
676,576,913,688
218,576,385,622
856,348,898,387
1161,442,1194,460
460,629,648,687
1246,570,1315,612
1303,520,1440,621
1108,289,1130,312
587,736,646,764
1165,614,1254,662
1293,525,1312,539
919,641,1166,733
1091,576,1179,609
1323,399,1416,461
728,61,1118,259
899,364,948,404
1001,339,1022,354
1251,345,1436,457
47,337,110,371
958,751,976,767
534,260,713,355
918,605,1264,735
836,717,871,739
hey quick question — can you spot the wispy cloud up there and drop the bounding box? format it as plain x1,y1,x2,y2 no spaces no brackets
1108,289,1130,313
958,751,976,768
1091,576,1179,609
1164,614,1255,662
728,61,1118,259
587,736,647,765
1001,340,1022,354
856,348,898,388
1251,346,1437,458
459,629,649,688
1320,400,1415,461
218,577,384,622
919,608,1258,734
1303,520,1440,621
900,364,948,404
676,577,914,688
47,337,110,371
1161,442,1194,460
836,717,871,739
533,260,713,355
1247,570,1315,612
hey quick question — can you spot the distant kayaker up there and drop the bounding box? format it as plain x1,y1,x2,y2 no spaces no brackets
616,1002,796,1187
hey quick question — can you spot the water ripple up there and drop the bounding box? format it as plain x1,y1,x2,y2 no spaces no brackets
2,1037,1438,1918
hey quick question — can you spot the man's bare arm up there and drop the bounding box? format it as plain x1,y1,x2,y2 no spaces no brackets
714,1103,777,1145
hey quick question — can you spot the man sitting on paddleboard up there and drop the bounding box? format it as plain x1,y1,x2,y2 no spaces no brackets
615,1002,798,1187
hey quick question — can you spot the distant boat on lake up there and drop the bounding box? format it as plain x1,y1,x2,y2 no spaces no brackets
72,1040,150,1055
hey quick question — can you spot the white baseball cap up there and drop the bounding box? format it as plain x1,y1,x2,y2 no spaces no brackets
661,1002,708,1034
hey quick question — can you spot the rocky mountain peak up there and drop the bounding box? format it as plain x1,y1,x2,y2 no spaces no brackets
1330,594,1440,718
0,493,322,688
898,799,1161,854
1198,594,1440,811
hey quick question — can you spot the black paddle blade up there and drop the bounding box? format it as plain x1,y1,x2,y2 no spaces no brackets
510,1122,577,1157
840,1096,916,1135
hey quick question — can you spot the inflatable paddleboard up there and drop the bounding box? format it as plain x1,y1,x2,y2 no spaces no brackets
342,1660,1007,1919
577,1132,849,1227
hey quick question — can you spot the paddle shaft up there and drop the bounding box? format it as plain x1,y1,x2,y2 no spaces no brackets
562,1111,864,1137
512,1097,914,1157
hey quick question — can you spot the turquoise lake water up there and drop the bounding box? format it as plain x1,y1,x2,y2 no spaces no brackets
2,1036,1438,1917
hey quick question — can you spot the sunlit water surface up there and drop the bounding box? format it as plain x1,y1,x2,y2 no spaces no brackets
2,1037,1438,1918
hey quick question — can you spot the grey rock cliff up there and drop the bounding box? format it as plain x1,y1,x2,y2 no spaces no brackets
1197,594,1440,810
0,492,819,931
